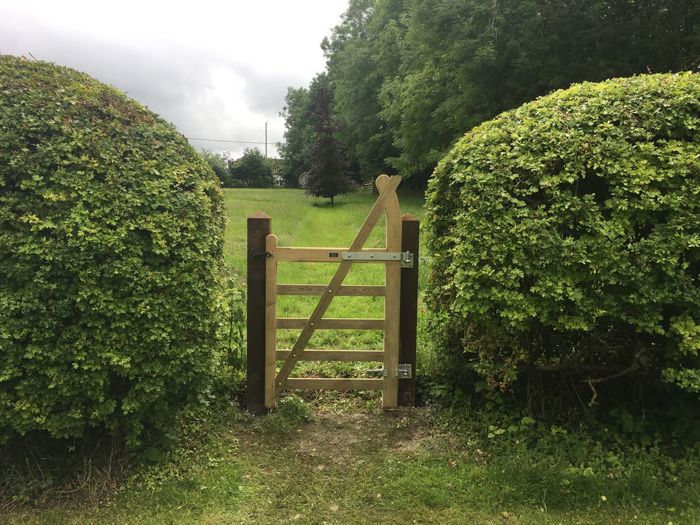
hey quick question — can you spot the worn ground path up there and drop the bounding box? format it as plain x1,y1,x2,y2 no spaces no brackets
5,396,696,525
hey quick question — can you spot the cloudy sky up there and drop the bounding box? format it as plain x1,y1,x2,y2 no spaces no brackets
1,0,348,157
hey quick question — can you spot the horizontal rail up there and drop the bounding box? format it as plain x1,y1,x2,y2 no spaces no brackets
285,378,383,391
276,349,384,362
276,318,385,330
276,284,386,297
275,247,386,263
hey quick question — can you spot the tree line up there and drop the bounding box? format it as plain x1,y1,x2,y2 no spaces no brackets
280,0,700,188
201,147,278,188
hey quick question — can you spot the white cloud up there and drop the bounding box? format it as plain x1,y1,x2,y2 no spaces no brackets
0,0,348,157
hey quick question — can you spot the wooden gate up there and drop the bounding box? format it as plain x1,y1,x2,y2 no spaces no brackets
246,175,419,412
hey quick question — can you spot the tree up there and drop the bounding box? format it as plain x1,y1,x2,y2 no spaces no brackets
199,149,231,187
303,74,353,205
278,87,313,187
229,147,274,188
323,0,403,182
319,0,700,182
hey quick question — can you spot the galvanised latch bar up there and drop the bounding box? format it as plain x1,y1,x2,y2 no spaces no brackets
341,250,414,268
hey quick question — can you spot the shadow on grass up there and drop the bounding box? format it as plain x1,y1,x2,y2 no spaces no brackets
310,200,350,209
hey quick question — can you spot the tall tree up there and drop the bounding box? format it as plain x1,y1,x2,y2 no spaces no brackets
282,0,700,186
323,0,404,181
278,87,313,187
379,0,700,180
303,74,353,205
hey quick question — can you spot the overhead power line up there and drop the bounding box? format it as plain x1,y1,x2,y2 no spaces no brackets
186,137,281,145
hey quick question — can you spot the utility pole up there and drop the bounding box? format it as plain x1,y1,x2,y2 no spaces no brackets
264,121,268,159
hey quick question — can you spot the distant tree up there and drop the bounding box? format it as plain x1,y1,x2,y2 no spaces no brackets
278,87,313,187
200,149,231,187
229,147,274,188
303,74,353,205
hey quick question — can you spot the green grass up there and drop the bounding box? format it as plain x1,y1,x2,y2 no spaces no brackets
3,398,698,525
224,188,427,367
3,188,699,525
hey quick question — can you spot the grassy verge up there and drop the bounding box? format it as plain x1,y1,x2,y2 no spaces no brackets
3,397,698,524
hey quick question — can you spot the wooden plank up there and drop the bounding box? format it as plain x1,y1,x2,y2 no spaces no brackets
277,284,386,297
285,378,383,391
399,214,419,407
264,234,278,409
275,175,402,389
276,349,384,362
276,247,386,262
380,175,401,409
246,212,270,415
276,318,384,330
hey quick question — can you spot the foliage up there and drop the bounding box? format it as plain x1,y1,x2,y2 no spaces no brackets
228,147,274,188
199,149,230,187
321,0,401,180
284,0,700,183
0,55,236,445
426,73,700,396
302,74,354,205
4,398,699,523
278,87,313,187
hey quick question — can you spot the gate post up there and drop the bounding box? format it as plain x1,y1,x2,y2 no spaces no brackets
247,211,271,415
399,213,419,406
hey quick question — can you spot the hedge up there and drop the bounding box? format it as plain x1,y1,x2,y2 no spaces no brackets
0,56,230,444
426,73,700,394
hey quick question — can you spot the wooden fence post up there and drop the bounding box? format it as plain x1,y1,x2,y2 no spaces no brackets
246,211,271,415
399,213,419,406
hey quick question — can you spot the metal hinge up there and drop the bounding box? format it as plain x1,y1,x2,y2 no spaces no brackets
341,250,414,268
367,364,413,379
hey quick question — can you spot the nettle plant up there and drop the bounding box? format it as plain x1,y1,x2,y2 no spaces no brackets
426,73,700,394
0,56,232,444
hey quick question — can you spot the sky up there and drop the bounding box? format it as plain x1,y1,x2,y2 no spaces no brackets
0,0,349,158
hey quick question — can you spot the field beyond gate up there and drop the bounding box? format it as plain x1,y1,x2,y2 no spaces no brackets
247,175,418,410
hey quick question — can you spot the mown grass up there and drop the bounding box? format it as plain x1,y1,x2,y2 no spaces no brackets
3,188,699,524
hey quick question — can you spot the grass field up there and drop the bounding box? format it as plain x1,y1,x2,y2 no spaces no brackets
2,188,699,525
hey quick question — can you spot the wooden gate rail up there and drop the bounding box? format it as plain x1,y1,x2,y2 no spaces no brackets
246,175,419,414
276,285,386,296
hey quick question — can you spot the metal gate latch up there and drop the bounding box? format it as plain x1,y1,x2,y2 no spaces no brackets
341,250,414,268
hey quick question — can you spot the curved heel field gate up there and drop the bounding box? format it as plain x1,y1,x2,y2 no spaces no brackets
246,175,419,412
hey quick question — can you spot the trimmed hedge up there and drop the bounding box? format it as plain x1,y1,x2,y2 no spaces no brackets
426,73,700,393
0,56,229,443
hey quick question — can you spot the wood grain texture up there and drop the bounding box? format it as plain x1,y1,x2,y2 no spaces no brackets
399,214,419,407
276,318,384,330
285,378,383,391
264,234,278,409
276,349,384,362
246,212,271,415
379,175,401,408
276,284,386,296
